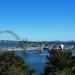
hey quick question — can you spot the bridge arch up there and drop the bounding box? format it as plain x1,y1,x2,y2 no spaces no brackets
0,29,22,41
0,30,26,51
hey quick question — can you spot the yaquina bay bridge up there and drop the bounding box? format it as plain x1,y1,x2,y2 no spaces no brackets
0,30,45,52
0,30,27,51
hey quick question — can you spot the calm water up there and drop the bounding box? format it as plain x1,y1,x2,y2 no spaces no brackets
16,49,49,75
15,49,75,75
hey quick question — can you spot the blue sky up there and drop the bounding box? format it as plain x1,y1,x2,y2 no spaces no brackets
0,0,75,41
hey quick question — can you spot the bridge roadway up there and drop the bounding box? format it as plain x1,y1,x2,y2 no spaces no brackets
0,47,42,51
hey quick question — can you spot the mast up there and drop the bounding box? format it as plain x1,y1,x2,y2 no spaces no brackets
26,38,28,50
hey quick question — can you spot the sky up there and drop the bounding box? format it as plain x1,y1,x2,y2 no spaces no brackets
0,0,75,41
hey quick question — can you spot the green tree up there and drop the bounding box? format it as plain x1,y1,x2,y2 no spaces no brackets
0,51,35,75
42,49,75,75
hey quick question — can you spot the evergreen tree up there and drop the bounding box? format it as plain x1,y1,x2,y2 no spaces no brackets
0,51,35,75
42,49,75,75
